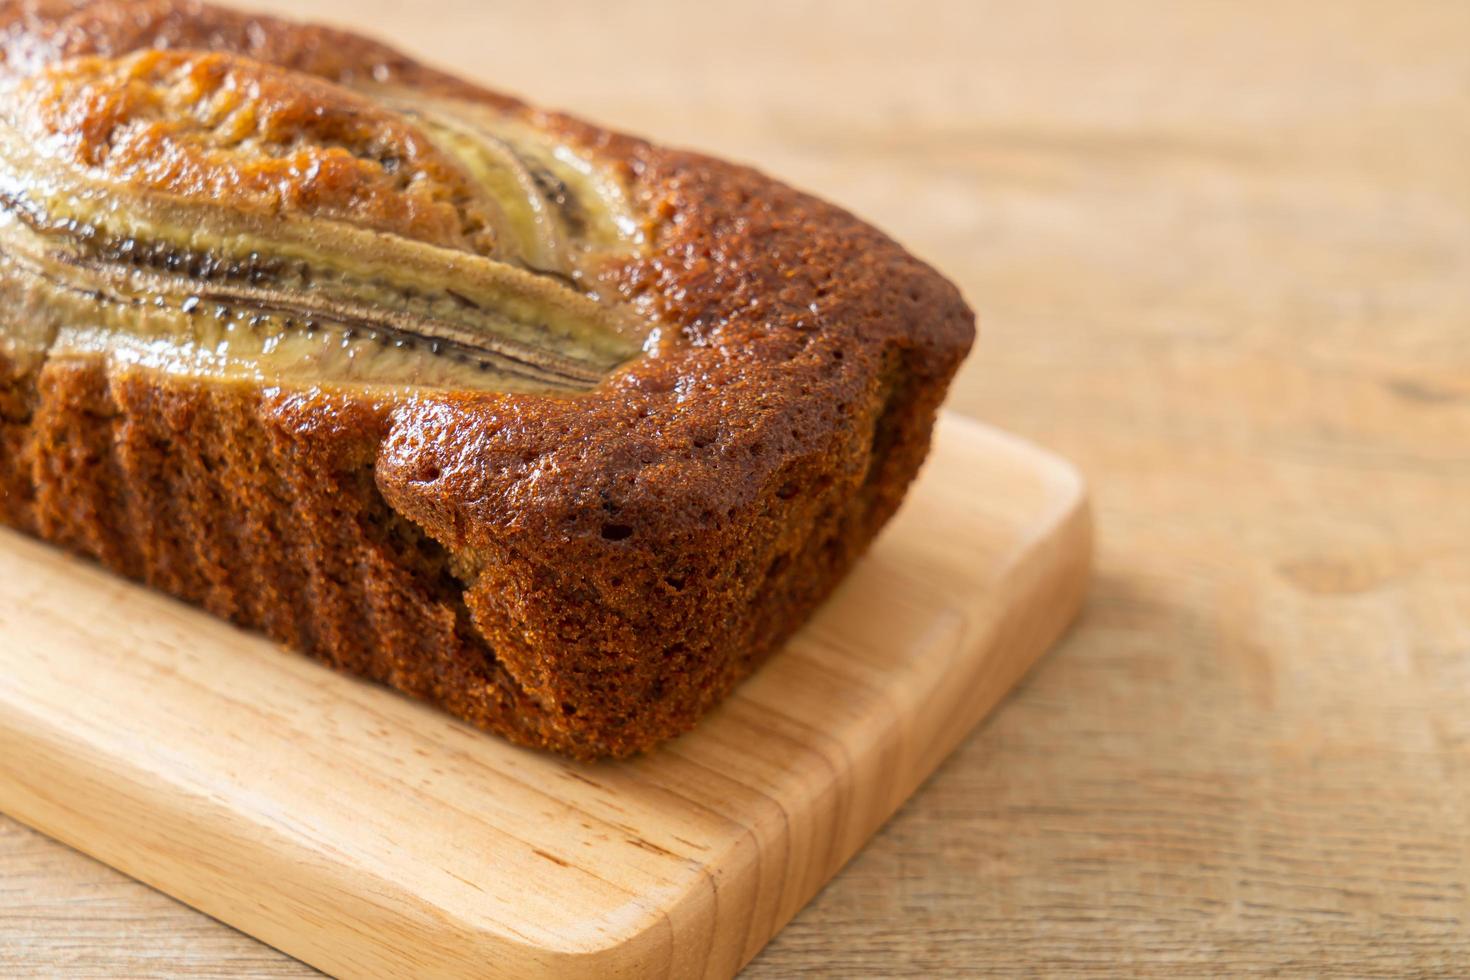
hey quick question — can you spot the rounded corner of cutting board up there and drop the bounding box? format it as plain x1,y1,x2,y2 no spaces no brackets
933,410,1093,519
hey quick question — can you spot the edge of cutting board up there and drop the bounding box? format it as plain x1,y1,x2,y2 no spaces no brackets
0,413,1091,978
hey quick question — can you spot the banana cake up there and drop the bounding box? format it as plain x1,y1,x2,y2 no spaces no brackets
0,0,976,758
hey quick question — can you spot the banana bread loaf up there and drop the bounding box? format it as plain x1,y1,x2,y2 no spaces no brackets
0,0,975,758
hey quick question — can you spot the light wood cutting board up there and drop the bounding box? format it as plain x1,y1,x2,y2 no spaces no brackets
0,413,1089,978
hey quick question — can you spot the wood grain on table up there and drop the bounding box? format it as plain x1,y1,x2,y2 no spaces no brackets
3,0,1468,976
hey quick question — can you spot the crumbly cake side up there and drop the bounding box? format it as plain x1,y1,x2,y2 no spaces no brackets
0,0,975,758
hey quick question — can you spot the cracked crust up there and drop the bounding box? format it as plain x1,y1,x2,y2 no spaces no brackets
0,0,976,758
9,48,507,253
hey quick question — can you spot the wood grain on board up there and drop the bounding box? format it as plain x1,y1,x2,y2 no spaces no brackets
0,416,1089,978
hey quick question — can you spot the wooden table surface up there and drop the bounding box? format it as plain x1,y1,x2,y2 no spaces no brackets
3,1,1468,975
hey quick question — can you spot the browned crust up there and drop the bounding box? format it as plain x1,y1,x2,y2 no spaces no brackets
0,0,976,758
9,48,510,253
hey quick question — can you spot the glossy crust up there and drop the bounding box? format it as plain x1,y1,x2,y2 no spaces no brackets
0,0,975,758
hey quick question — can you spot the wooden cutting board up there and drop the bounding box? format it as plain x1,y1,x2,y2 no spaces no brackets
0,413,1089,979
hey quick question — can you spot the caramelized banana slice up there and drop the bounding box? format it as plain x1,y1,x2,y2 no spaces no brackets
0,50,649,393
381,92,647,278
